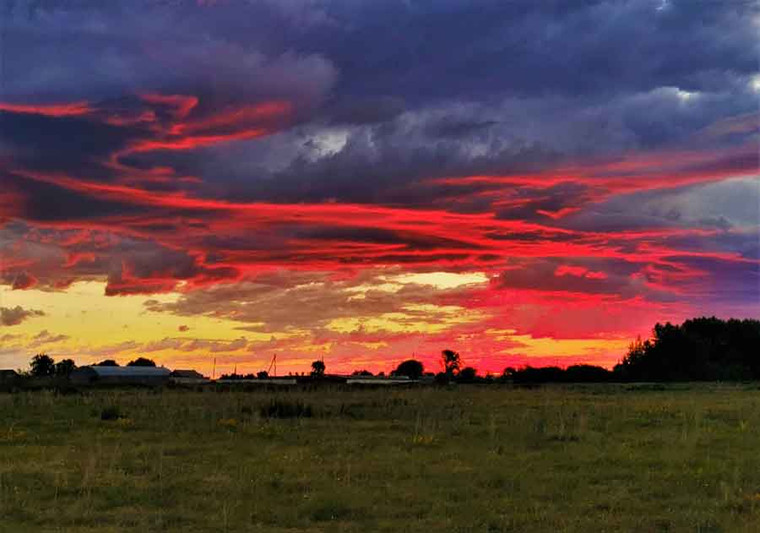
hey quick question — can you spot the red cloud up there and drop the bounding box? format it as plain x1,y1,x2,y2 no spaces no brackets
555,265,608,280
11,271,38,290
0,101,91,117
139,93,199,120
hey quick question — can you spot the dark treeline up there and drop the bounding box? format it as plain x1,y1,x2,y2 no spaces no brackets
504,365,614,384
614,317,760,381
4,317,759,389
508,317,760,383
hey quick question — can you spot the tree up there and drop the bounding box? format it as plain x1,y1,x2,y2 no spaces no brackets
96,359,119,367
127,357,156,367
30,354,55,377
352,369,373,376
257,371,269,379
393,359,424,379
441,349,461,376
310,360,326,377
55,358,77,377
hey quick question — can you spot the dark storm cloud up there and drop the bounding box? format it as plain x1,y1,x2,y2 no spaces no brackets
0,0,757,318
14,1,753,102
321,96,406,126
2,0,336,106
305,0,758,101
0,111,131,173
2,0,757,211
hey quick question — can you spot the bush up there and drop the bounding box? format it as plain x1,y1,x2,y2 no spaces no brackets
457,367,478,382
260,399,313,419
308,497,357,521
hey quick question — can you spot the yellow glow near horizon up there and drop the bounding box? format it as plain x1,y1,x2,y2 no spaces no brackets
493,331,629,359
0,281,270,365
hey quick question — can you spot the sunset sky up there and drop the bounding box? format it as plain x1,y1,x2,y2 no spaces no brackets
1,0,758,376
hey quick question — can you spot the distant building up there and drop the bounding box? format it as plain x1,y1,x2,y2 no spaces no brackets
170,369,210,385
346,375,415,386
0,369,20,389
70,365,170,387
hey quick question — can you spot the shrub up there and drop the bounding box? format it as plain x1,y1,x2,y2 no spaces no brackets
457,366,478,382
260,399,313,419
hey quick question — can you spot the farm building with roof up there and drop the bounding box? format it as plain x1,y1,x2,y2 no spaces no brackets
70,365,171,387
170,369,210,385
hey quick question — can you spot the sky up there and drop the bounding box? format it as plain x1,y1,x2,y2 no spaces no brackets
0,0,758,376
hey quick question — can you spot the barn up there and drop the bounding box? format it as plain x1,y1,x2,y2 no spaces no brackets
70,365,171,387
169,369,210,385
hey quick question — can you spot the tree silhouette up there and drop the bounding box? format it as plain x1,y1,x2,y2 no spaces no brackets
127,357,156,367
54,358,77,377
352,369,373,376
614,317,760,381
96,359,119,367
393,359,424,379
441,349,461,376
257,371,269,379
30,354,56,377
310,360,325,377
564,364,611,382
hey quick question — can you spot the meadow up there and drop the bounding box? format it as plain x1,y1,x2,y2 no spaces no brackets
2,384,760,532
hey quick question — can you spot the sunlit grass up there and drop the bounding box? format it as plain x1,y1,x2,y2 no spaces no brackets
2,384,760,531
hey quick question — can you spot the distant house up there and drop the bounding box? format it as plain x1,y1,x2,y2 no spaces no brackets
70,365,170,387
0,369,20,389
170,369,210,385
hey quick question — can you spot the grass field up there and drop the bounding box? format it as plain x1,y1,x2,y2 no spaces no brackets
2,384,760,532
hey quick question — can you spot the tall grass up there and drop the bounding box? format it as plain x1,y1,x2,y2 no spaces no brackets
1,384,760,531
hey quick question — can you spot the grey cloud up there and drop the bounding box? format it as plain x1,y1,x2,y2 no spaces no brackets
0,306,45,326
143,268,483,332
29,329,70,347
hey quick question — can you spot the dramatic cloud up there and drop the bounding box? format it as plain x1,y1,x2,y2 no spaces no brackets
1,0,757,372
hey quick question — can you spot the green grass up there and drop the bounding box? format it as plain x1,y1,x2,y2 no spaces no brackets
2,384,760,531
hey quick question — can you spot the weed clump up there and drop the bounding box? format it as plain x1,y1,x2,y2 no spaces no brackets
260,399,313,419
307,497,358,521
100,406,122,421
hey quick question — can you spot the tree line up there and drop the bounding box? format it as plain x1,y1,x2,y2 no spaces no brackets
24,355,158,378
13,317,760,384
